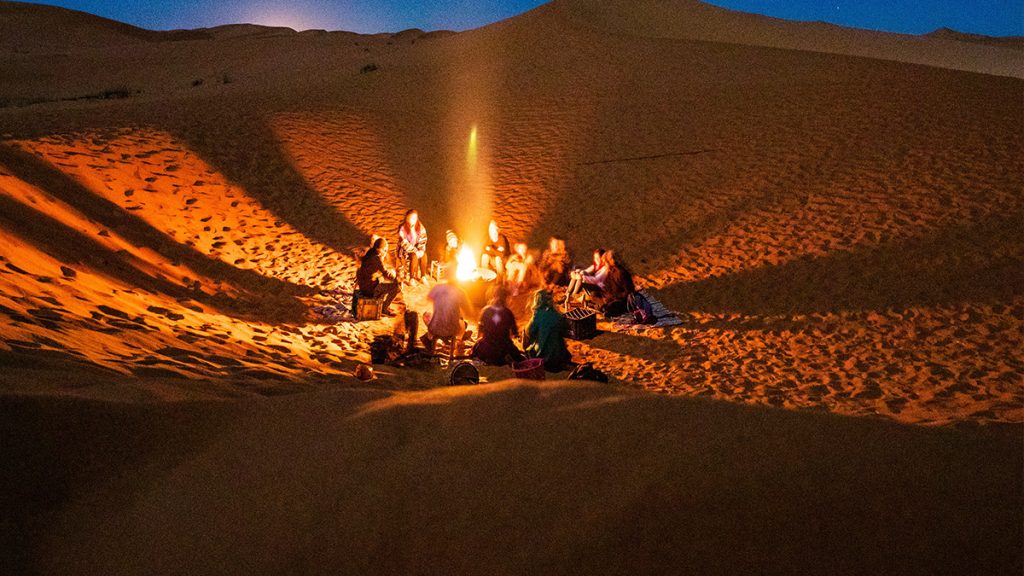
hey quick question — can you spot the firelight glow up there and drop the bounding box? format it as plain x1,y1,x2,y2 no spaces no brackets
456,245,477,282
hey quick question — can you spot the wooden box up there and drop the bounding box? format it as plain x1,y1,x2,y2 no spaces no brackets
355,295,383,321
566,308,598,340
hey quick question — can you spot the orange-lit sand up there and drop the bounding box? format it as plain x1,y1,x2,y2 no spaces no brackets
0,1,1022,572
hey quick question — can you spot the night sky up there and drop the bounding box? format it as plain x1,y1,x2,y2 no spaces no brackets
32,0,1024,36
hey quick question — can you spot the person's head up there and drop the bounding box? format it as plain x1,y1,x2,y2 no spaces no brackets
488,220,500,243
603,250,617,268
548,236,560,253
404,209,419,228
514,242,528,258
446,230,459,249
593,248,607,267
491,286,510,307
532,289,555,311
373,237,388,254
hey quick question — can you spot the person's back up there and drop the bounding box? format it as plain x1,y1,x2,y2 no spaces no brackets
525,290,571,372
472,293,523,365
427,281,469,340
605,264,635,302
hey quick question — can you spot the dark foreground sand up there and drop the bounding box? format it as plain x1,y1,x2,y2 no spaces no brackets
2,380,1020,575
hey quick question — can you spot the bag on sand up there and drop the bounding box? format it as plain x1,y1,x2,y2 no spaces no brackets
568,362,609,383
627,292,656,325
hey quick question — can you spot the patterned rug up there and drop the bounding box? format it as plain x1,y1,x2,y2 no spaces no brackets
608,290,684,333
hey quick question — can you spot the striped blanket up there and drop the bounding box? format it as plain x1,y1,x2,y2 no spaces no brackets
608,290,684,332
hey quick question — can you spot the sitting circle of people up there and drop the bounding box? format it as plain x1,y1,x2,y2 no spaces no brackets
354,211,639,372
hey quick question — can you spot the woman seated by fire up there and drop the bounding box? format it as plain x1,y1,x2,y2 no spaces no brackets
397,209,428,285
564,248,608,308
480,220,510,276
471,287,525,366
594,250,636,318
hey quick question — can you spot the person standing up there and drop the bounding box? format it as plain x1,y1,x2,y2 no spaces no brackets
398,209,428,284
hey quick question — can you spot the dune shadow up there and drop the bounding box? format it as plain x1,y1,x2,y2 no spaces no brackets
12,384,1020,575
655,209,1024,315
165,109,369,254
0,145,310,323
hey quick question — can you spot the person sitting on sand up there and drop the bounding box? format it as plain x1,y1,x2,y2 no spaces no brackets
442,229,461,267
504,242,536,296
421,266,474,356
564,248,608,308
356,237,400,317
539,236,572,288
524,289,572,372
596,250,636,318
471,287,525,366
481,220,511,276
397,209,428,285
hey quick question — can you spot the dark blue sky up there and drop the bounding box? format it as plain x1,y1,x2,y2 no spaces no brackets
36,0,1024,36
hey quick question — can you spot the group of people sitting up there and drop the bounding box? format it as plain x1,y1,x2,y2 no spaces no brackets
354,209,639,372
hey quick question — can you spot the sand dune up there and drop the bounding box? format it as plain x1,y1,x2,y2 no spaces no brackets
1,0,1021,423
0,2,1022,571
1,382,1019,575
557,0,1024,78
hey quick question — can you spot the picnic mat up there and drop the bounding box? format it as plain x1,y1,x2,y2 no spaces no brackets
608,290,684,332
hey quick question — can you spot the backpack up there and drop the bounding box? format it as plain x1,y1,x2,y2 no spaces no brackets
568,362,609,383
627,292,656,325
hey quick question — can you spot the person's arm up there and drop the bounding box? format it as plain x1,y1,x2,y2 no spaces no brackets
592,265,609,286
416,225,428,253
524,319,536,349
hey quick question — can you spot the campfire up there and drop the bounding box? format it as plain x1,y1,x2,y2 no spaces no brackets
454,245,497,306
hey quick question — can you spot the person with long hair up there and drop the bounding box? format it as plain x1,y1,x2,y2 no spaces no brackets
397,209,428,284
598,250,636,317
524,289,572,372
471,287,525,366
564,248,608,308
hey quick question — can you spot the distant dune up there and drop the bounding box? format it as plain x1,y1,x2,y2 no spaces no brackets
0,1,213,52
556,0,1024,78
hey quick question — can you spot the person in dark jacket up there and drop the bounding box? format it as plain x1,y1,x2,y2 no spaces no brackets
356,237,400,316
598,250,635,318
471,287,525,366
524,289,572,372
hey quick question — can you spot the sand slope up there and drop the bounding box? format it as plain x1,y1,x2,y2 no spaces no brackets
1,381,1019,575
0,0,1022,424
557,0,1024,78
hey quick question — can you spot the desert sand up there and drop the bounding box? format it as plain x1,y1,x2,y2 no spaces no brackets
0,0,1021,573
